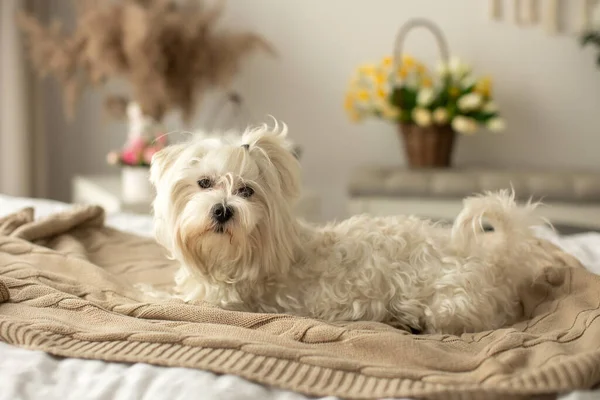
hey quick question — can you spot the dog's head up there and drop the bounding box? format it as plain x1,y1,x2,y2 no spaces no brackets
150,123,301,283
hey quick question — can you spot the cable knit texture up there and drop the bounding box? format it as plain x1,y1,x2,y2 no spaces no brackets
0,206,599,400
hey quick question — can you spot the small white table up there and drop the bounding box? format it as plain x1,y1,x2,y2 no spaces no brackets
72,174,323,222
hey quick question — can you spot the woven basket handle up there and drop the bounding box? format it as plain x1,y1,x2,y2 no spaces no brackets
392,18,451,86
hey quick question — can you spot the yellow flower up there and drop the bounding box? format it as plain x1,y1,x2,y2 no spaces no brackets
449,86,461,98
376,86,387,100
402,55,415,68
382,56,393,68
357,90,370,102
380,102,400,119
374,71,387,85
359,64,377,76
421,77,433,88
398,66,409,79
344,93,355,111
416,63,426,75
475,76,492,97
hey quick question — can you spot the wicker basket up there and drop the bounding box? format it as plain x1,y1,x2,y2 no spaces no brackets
400,123,455,167
393,19,456,168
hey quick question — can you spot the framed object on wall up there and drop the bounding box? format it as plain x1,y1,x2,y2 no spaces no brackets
489,0,597,35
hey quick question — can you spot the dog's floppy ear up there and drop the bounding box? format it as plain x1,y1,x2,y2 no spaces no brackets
149,143,187,186
242,124,301,201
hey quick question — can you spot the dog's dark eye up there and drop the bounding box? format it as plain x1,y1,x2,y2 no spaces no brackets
197,178,213,189
237,185,254,198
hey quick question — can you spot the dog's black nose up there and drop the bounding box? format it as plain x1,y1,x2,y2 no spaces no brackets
212,204,234,223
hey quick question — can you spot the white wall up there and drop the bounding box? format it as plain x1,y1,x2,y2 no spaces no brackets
43,0,600,221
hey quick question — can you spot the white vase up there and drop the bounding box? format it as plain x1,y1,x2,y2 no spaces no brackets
121,166,153,203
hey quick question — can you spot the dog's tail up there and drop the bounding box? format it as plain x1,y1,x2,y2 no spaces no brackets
450,189,542,259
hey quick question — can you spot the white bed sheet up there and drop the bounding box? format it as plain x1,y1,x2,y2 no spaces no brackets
0,194,597,400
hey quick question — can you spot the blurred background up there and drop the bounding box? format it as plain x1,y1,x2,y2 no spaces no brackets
2,0,600,225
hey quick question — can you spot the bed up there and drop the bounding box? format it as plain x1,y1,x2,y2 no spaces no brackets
0,194,329,400
0,194,599,400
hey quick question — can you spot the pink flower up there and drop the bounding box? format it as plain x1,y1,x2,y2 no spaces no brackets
122,147,141,165
143,146,159,165
129,136,146,150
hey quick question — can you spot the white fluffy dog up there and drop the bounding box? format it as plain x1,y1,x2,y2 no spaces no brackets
149,122,552,335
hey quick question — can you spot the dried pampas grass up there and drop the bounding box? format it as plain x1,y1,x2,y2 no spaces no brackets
18,0,275,122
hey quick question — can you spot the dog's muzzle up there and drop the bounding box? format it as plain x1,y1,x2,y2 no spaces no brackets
211,204,234,225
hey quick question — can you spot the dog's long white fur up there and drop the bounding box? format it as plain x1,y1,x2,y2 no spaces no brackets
149,123,551,335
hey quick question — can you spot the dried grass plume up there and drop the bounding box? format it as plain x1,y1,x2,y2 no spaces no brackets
18,0,275,122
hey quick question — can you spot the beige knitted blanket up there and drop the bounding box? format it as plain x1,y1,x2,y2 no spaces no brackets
1,206,600,400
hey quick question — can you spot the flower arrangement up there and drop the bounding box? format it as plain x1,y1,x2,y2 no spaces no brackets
106,103,167,168
106,136,167,168
18,0,275,202
18,0,274,123
344,54,506,135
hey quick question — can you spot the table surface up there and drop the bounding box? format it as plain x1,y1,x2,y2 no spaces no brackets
76,175,124,196
349,166,600,203
72,174,153,214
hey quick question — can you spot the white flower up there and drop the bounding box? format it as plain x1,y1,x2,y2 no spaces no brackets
380,82,392,95
482,101,498,113
457,93,483,112
433,108,449,125
449,57,465,75
412,108,432,127
448,56,472,79
436,61,450,77
460,75,477,90
404,73,420,90
417,88,435,107
487,117,506,132
451,116,479,135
